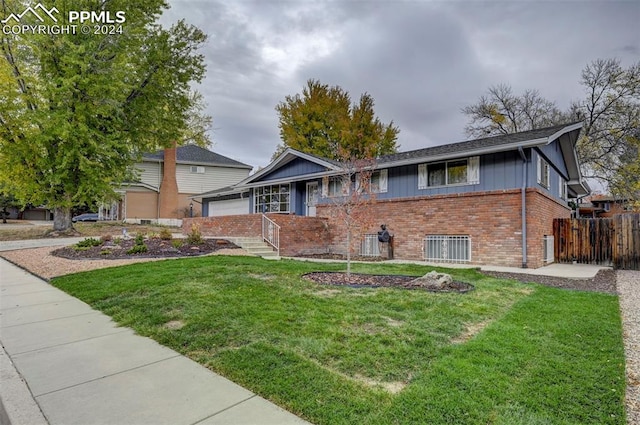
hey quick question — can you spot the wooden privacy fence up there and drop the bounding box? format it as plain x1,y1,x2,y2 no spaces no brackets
553,214,640,270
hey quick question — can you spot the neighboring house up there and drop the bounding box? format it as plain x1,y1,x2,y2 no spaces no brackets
114,144,252,225
577,195,639,218
193,122,589,268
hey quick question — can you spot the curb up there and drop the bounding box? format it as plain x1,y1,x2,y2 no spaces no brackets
0,345,48,425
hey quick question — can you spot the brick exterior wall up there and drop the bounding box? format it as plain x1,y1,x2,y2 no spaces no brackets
184,189,570,268
318,188,570,268
526,189,571,268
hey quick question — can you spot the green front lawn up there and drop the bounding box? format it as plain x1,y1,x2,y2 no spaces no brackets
51,256,626,424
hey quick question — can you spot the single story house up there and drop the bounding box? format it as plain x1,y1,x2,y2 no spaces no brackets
190,122,589,268
113,144,252,225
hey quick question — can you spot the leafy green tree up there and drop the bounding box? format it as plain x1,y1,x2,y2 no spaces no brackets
462,59,640,198
274,79,399,160
0,0,209,230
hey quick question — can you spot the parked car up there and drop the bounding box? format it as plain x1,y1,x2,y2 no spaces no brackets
71,213,99,222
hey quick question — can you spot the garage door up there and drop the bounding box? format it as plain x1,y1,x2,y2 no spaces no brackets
208,198,249,216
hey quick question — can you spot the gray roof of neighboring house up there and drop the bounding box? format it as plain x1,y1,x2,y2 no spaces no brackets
378,122,581,165
143,145,252,169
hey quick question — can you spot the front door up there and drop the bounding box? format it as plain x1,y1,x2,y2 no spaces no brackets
306,182,319,217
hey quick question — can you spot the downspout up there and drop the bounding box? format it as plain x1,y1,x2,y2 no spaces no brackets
518,147,528,268
157,159,162,221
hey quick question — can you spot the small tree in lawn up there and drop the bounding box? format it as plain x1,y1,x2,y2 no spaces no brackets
324,146,378,279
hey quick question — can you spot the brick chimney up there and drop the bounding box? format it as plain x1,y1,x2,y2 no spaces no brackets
158,142,179,218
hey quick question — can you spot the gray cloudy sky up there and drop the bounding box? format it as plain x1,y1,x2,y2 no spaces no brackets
162,0,639,171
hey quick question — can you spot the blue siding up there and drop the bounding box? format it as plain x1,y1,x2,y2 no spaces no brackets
531,150,568,203
538,141,568,179
257,157,327,182
318,151,527,204
376,151,524,200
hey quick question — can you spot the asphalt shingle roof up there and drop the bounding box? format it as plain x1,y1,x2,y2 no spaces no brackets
378,122,581,164
143,145,251,168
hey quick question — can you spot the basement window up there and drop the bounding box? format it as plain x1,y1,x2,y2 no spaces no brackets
423,235,471,263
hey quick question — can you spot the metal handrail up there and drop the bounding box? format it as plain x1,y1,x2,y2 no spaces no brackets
261,214,280,255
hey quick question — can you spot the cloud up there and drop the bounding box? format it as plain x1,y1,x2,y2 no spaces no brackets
164,0,640,168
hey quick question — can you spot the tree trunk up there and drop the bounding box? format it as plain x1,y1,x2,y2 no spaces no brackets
53,207,73,231
346,230,351,280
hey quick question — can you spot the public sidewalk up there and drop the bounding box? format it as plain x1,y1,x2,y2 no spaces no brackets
0,258,310,425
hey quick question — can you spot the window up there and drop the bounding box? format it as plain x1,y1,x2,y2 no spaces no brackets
537,157,549,188
357,169,388,194
190,166,205,174
322,177,348,198
418,156,479,189
559,180,567,200
423,235,471,263
360,234,381,257
254,184,290,213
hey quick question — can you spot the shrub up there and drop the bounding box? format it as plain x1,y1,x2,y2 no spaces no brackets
186,223,203,245
134,234,145,245
113,237,122,245
127,244,148,255
100,250,111,256
171,239,183,249
100,234,112,243
159,228,173,240
76,238,102,248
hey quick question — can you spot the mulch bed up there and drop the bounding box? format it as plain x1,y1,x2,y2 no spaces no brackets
302,272,474,292
52,238,240,260
480,268,617,294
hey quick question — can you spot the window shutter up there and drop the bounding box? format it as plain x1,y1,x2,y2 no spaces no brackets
418,164,427,189
468,156,480,184
379,169,388,193
322,176,328,197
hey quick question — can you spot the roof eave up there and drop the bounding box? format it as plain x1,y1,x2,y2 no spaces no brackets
241,148,341,184
379,137,549,169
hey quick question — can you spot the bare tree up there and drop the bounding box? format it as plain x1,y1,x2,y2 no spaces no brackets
462,84,564,138
462,59,640,198
323,147,378,278
573,59,640,194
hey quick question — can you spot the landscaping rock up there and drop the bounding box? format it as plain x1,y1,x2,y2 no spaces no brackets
410,271,454,290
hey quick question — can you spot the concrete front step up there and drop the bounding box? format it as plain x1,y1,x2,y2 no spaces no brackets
225,237,278,259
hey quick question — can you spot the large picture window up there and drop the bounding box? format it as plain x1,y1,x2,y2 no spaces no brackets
254,184,290,213
418,156,479,189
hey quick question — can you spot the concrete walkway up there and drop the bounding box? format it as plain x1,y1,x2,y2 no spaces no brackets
0,237,85,252
289,257,608,279
0,259,310,425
